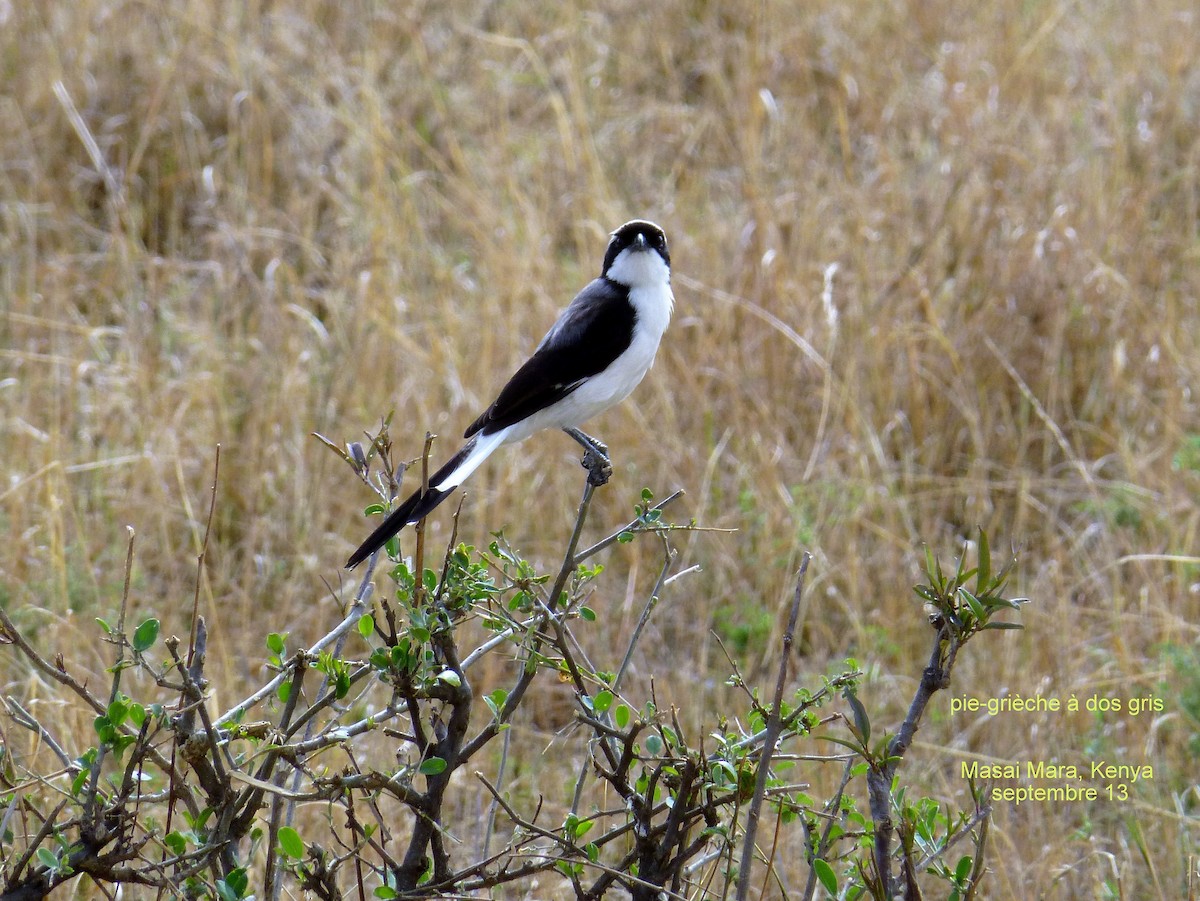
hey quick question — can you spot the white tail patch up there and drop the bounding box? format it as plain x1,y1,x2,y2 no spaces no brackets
434,427,510,492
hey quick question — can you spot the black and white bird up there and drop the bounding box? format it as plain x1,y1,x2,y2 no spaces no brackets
346,219,673,569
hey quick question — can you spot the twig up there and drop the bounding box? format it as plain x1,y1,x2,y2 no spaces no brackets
87,527,137,835
113,526,136,689
914,796,991,874
475,773,572,850
460,619,527,671
412,431,436,601
736,554,810,901
549,478,598,604
802,759,856,901
3,698,77,771
574,489,685,562
570,531,679,817
961,789,991,901
4,797,73,889
525,479,601,702
214,581,373,728
474,773,678,898
188,446,221,669
481,721,513,862
461,470,602,765
612,536,676,696
266,653,310,901
0,608,186,790
867,623,960,895
273,556,380,886
0,607,107,717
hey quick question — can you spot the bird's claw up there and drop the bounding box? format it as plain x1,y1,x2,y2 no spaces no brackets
582,448,613,486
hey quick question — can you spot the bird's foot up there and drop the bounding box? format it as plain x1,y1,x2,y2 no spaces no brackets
563,428,612,486
581,446,613,486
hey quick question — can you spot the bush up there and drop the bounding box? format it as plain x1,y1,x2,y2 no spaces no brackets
0,424,1023,900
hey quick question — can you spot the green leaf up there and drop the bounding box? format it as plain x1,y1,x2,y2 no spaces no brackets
579,605,597,622
573,817,595,839
913,585,938,603
36,847,59,870
436,669,461,687
955,854,973,882
391,643,411,670
923,544,938,583
976,528,991,589
617,530,634,543
132,618,160,652
818,735,868,755
592,690,614,714
358,614,375,638
953,539,970,587
364,503,386,516
106,698,129,728
71,768,89,796
112,734,137,761
164,831,187,855
277,679,291,703
982,594,1021,610
813,857,838,893
277,826,304,859
419,757,447,776
614,704,631,729
645,734,663,756
93,715,115,743
374,888,398,900
843,687,870,745
187,807,214,830
225,867,248,897
710,760,738,785
485,688,508,718
959,587,986,622
266,632,286,655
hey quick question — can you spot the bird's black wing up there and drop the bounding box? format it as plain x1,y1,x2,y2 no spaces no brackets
464,278,635,438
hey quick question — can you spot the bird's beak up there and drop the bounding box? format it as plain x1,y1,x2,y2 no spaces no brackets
633,233,648,250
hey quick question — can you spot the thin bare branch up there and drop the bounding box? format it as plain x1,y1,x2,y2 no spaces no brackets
736,554,811,901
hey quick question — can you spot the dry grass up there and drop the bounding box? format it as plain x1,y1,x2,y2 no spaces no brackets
2,0,1199,896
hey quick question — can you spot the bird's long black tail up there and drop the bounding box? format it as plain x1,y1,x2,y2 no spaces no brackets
345,439,476,569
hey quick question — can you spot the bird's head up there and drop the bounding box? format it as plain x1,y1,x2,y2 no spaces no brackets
602,220,671,287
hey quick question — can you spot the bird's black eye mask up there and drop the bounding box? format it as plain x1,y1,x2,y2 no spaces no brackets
602,221,670,274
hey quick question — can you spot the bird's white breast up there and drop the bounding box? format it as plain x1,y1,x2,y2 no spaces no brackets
505,274,673,443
